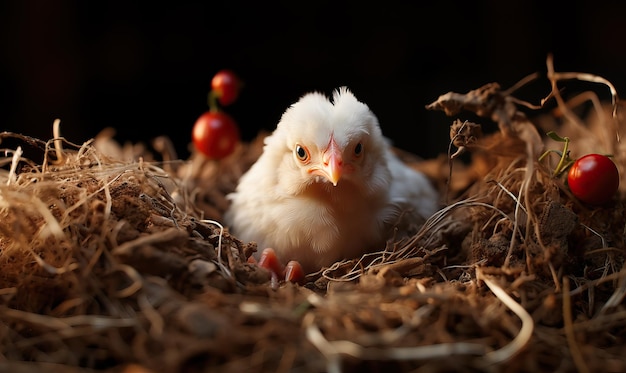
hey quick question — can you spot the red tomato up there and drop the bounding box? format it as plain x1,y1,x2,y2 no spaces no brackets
567,154,619,205
192,110,240,159
211,69,242,106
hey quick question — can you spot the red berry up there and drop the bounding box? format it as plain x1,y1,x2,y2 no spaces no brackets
567,154,619,205
192,110,240,159
211,69,242,106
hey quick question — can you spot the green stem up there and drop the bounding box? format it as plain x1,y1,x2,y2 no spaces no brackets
207,90,220,112
538,149,561,163
553,136,570,176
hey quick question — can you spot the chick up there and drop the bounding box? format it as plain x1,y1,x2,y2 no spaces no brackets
224,87,439,278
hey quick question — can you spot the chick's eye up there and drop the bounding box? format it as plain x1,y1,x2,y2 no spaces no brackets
295,144,310,162
354,142,363,157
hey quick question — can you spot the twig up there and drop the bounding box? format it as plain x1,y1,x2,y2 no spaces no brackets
53,118,65,164
563,277,590,373
200,219,233,281
477,270,534,366
544,54,620,149
0,306,137,331
6,146,22,185
304,312,489,373
112,227,186,256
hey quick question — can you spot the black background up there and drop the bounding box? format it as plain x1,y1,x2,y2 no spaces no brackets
1,1,625,160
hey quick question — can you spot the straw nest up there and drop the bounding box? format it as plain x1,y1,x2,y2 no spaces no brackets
1,56,625,373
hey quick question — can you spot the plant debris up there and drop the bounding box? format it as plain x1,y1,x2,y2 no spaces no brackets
0,57,625,373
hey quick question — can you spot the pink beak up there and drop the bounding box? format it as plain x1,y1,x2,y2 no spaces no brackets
322,137,343,186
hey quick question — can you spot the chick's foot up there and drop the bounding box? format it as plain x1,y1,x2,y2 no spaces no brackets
251,248,304,285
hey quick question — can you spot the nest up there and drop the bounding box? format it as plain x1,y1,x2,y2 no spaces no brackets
1,56,625,373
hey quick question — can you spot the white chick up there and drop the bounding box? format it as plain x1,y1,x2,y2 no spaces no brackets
224,87,439,275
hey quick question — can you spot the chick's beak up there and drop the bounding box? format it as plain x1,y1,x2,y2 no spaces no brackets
321,138,343,186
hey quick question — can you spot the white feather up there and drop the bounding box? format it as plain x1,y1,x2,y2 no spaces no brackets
223,87,440,273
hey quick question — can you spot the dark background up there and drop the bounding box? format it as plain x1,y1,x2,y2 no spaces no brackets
1,1,625,160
